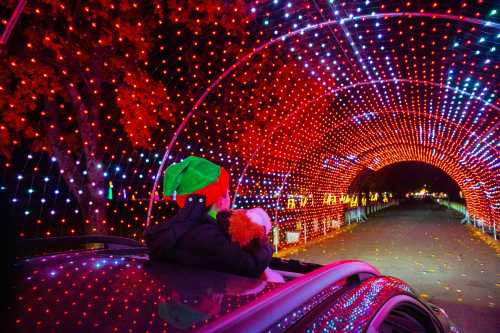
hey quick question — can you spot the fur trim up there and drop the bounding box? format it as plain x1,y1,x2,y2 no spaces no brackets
228,210,265,247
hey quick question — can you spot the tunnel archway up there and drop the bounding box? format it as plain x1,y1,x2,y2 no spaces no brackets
349,160,463,201
147,8,499,243
2,2,497,332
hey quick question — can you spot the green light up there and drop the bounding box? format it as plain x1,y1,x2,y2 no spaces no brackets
490,9,497,16
107,181,113,200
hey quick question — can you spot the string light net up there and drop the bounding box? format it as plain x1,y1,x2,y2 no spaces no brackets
0,1,498,248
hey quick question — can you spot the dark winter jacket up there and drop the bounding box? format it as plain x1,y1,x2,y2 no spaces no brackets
144,195,273,278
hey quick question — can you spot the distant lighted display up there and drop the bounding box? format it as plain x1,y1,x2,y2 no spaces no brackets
0,1,498,248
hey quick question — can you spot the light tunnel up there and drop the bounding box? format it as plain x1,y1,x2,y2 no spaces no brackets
145,10,499,245
3,2,500,332
1,1,498,243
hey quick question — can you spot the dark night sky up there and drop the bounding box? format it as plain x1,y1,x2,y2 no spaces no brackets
358,162,463,201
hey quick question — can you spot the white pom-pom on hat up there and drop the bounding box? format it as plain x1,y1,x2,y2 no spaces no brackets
245,207,271,235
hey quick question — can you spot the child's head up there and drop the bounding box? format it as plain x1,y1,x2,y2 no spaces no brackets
163,156,230,209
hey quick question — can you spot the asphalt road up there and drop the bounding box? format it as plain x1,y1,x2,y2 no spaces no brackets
286,202,499,333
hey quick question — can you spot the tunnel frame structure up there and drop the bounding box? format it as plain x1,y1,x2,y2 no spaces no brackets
146,11,500,233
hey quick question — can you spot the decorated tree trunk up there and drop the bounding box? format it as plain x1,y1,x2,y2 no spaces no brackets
0,0,253,237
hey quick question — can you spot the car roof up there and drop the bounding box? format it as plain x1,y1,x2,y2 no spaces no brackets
8,247,283,332
9,241,395,333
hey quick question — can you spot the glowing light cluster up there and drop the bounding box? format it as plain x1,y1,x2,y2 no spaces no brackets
0,1,498,244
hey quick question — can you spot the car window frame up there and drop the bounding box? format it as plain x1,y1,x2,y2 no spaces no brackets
366,295,443,333
198,260,380,333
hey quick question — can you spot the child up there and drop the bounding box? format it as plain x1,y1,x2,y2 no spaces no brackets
145,156,273,278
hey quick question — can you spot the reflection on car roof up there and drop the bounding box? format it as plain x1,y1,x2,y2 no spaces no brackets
9,249,283,332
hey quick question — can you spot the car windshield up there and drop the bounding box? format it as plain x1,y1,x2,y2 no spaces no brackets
10,248,284,332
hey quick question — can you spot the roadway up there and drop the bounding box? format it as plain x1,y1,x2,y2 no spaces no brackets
286,201,499,333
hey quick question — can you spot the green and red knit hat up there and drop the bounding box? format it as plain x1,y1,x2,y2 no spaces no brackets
163,156,230,208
